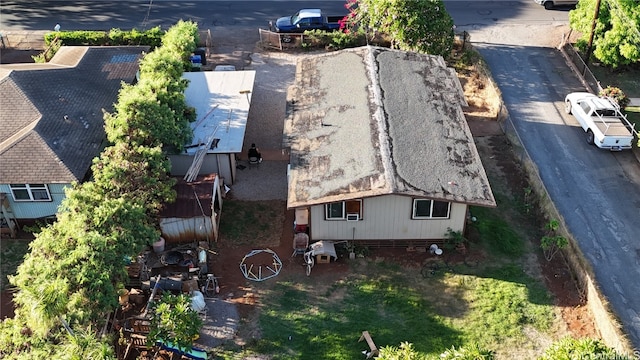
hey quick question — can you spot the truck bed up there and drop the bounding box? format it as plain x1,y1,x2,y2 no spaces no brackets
592,116,633,137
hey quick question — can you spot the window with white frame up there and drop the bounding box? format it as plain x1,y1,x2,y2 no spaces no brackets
325,199,363,220
412,199,450,219
10,184,52,202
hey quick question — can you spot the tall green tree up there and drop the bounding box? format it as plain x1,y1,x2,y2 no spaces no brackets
569,0,640,67
90,143,176,213
0,20,199,359
345,0,455,57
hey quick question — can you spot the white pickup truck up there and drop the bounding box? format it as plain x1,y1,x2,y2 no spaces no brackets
564,92,636,151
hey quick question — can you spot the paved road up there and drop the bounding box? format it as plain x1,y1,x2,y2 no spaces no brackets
0,1,349,31
452,10,640,353
484,40,640,348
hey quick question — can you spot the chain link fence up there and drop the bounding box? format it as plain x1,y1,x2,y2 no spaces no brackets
559,30,602,94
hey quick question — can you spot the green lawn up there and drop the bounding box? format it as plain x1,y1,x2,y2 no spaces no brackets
212,199,558,360
212,251,554,359
589,64,640,99
625,106,640,137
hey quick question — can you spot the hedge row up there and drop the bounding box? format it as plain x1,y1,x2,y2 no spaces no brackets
44,26,164,48
0,21,199,360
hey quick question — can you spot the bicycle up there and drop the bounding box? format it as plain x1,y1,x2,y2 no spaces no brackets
421,259,449,278
303,250,315,276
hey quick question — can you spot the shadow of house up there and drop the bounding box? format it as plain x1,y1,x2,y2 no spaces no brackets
0,46,147,232
285,46,496,247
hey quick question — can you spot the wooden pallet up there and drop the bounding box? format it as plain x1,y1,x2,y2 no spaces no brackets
359,331,379,359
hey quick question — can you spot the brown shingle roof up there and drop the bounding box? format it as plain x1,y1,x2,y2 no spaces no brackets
0,46,147,184
285,46,496,208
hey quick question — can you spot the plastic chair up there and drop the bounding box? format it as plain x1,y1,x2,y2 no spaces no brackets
292,232,309,257
248,156,260,168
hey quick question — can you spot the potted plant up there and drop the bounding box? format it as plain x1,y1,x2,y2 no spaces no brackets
444,228,467,254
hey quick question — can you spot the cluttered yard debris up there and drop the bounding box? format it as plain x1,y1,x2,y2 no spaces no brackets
114,240,229,359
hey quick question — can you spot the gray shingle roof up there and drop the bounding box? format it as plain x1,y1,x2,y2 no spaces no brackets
0,46,147,184
286,46,496,208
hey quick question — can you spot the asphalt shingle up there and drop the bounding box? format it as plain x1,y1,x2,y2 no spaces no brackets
286,46,496,208
0,46,147,184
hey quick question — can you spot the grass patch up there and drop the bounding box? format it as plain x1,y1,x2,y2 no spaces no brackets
625,106,640,136
589,64,640,99
218,200,284,247
461,265,553,347
0,239,31,290
469,206,525,257
219,258,555,360
252,275,463,359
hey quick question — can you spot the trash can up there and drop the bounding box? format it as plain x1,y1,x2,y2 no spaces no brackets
190,54,202,70
193,48,207,66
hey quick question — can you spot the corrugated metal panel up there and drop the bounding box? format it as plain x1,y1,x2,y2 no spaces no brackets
159,174,221,243
160,216,214,243
309,194,466,241
0,183,69,219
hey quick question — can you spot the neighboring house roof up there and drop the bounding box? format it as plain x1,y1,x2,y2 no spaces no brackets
0,46,147,184
182,71,256,155
285,46,496,208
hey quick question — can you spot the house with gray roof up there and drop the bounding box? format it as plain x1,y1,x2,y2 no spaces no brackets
0,46,146,224
285,46,496,246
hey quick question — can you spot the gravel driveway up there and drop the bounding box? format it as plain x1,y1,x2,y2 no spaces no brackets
229,51,300,202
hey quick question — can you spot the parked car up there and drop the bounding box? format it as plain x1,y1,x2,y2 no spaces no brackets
269,9,344,33
534,0,578,10
564,92,636,151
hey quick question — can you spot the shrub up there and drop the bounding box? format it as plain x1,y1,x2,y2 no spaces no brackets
147,293,203,353
599,86,630,110
539,337,634,360
377,341,427,360
44,27,164,48
108,26,163,48
440,343,495,360
540,219,568,261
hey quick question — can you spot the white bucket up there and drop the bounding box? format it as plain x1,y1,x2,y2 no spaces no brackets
153,237,165,253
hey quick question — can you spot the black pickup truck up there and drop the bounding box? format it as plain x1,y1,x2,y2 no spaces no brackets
270,9,344,33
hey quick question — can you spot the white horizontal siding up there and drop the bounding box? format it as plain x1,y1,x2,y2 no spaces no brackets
0,183,69,219
309,194,467,241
